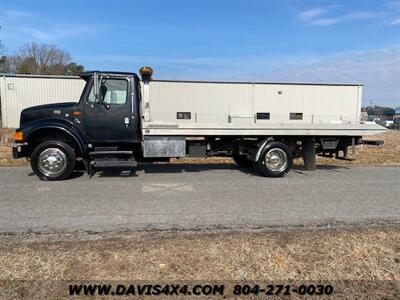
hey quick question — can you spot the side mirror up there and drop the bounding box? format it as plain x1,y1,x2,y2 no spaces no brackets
93,72,100,100
93,73,110,109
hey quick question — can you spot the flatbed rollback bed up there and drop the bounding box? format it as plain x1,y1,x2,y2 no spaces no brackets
13,66,386,180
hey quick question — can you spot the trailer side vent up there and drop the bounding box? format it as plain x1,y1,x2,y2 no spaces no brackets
290,113,303,120
177,112,191,120
256,112,270,120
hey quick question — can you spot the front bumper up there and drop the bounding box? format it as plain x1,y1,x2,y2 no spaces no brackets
12,143,28,159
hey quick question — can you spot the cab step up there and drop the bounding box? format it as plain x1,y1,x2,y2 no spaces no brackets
87,146,138,177
92,159,138,168
93,146,118,151
88,158,137,178
89,150,133,156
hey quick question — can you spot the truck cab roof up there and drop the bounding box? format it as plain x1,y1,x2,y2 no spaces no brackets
79,71,139,80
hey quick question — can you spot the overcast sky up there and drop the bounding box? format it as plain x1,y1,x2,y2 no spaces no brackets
0,0,399,107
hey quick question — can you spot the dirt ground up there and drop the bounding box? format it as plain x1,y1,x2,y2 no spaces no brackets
1,128,399,167
0,226,399,299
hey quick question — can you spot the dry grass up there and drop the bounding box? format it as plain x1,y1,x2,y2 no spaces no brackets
0,128,27,166
0,128,15,147
0,227,399,298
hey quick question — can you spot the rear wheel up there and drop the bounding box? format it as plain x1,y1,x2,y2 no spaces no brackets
254,141,293,177
232,153,253,168
31,140,76,181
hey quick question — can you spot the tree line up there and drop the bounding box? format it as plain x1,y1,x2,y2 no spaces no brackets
0,41,84,76
361,106,396,116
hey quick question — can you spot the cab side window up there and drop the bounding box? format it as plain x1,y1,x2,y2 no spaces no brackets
87,78,128,105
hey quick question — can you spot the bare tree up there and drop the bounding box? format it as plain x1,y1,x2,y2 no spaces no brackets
0,39,11,73
0,56,10,73
12,42,70,74
9,42,84,75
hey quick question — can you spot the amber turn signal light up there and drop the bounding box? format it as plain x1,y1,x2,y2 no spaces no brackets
139,66,153,81
72,110,81,116
14,131,24,142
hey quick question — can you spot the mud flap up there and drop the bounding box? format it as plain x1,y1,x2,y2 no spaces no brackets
302,138,316,171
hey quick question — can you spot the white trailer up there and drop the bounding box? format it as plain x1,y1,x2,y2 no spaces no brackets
142,79,384,137
0,74,85,128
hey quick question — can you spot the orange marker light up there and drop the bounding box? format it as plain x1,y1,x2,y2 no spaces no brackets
14,131,24,142
72,111,81,116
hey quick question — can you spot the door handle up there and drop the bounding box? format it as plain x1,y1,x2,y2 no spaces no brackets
124,117,130,127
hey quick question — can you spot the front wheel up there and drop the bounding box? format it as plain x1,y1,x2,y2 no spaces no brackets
254,141,293,177
30,141,76,181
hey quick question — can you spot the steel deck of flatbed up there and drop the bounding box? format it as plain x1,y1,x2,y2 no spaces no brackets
142,122,386,136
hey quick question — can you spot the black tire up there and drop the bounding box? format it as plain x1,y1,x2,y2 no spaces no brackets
31,140,76,181
232,153,253,168
254,141,293,177
74,160,86,171
302,138,316,170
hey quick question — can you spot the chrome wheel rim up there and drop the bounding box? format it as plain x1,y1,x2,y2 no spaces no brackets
38,148,67,176
264,148,287,172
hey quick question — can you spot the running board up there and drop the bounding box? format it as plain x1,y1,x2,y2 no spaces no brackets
88,158,137,178
89,151,133,156
92,160,138,168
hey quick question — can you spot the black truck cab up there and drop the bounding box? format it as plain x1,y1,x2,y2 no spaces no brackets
79,71,141,144
13,71,142,180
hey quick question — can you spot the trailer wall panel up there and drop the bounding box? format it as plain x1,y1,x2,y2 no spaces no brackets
1,75,84,128
148,80,362,126
252,84,360,124
149,81,255,124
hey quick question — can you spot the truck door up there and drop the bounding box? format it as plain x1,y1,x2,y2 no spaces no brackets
83,76,139,144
